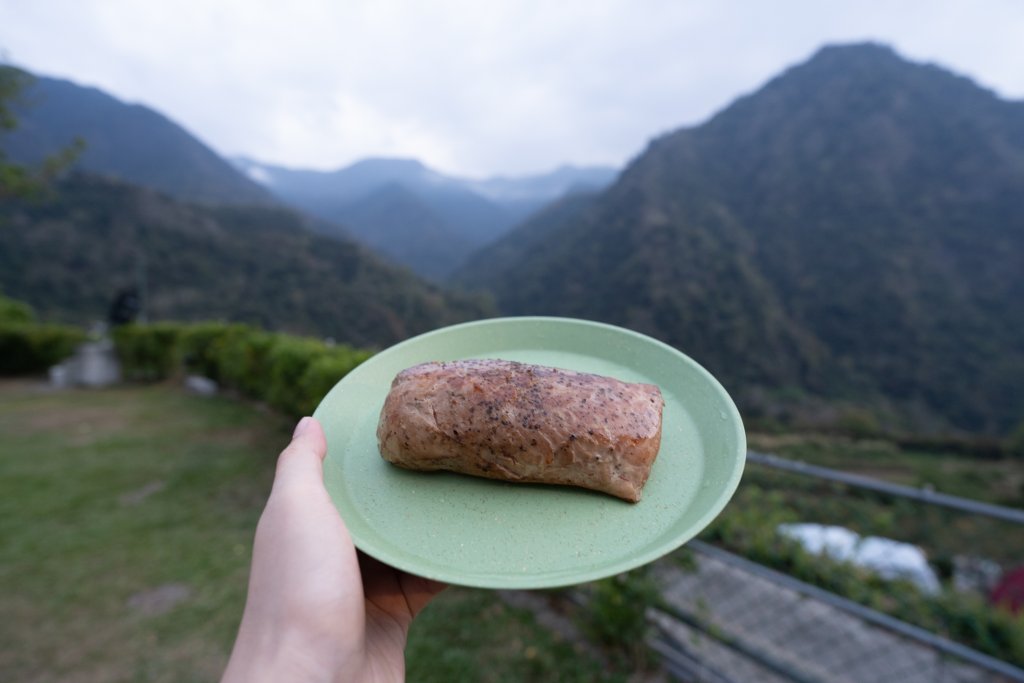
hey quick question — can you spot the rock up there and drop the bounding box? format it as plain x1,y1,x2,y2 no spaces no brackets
49,363,72,388
127,583,192,616
49,337,121,388
76,339,121,387
184,375,218,396
953,555,1002,594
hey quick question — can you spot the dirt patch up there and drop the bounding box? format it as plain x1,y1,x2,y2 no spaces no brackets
204,425,284,449
21,403,133,435
126,583,192,617
119,480,167,506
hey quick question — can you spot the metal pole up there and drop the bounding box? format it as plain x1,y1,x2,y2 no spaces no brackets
687,540,1024,682
747,450,1024,524
651,603,829,683
136,246,148,323
649,632,744,683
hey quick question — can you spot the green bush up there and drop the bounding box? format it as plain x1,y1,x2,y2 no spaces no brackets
264,336,330,415
212,329,278,398
0,323,86,374
293,347,374,417
111,322,372,418
0,291,35,324
178,322,251,382
112,323,183,381
578,569,660,670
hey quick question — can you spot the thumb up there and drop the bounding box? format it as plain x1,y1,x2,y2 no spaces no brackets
273,416,328,491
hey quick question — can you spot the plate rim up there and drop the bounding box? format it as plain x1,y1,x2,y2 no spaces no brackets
314,316,747,588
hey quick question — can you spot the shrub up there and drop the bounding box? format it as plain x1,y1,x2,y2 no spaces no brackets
178,322,252,382
0,323,86,374
264,336,331,416
111,323,183,381
0,291,35,324
578,569,661,669
111,322,371,418
211,329,278,398
294,348,374,417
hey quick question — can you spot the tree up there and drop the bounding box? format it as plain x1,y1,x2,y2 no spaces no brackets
0,289,35,323
0,63,83,199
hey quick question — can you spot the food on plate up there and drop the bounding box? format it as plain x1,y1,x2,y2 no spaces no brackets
376,359,664,502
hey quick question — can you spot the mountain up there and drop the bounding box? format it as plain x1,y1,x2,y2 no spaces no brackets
332,184,467,280
234,156,617,278
467,164,621,204
2,68,273,205
235,157,449,207
459,43,1024,436
0,173,490,347
452,190,599,285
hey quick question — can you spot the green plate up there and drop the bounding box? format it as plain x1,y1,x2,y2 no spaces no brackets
313,317,745,589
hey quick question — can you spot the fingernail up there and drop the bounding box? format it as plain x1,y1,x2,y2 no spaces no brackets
292,416,312,439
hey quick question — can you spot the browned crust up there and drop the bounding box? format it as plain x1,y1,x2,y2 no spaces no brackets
376,359,664,502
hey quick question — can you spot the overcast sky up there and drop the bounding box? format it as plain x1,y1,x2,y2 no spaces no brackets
2,0,1023,178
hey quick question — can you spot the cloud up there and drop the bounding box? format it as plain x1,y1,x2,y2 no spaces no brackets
1,0,1022,176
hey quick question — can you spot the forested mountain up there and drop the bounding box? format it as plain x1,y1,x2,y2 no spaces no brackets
332,183,467,280
460,43,1024,435
0,174,489,347
3,69,273,205
235,156,617,278
452,190,599,285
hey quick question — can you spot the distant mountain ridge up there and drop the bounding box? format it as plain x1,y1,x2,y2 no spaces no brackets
2,70,274,205
332,183,467,280
233,156,617,278
459,43,1024,435
0,173,489,346
234,155,617,210
0,66,617,280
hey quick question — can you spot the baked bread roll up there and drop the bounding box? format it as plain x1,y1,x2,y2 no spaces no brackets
376,359,664,502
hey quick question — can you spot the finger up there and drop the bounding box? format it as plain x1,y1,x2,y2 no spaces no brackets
399,573,448,617
359,551,447,619
273,416,328,490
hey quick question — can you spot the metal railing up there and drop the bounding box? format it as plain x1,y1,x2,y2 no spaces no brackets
647,451,1024,683
747,450,1024,524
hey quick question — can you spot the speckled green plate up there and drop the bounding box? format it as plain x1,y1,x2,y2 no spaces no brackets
313,317,745,589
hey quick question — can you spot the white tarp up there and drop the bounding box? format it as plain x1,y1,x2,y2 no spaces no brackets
777,523,941,594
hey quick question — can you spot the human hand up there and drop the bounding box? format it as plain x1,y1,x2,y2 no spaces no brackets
221,417,446,683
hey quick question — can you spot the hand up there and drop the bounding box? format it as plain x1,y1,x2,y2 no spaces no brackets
221,417,446,683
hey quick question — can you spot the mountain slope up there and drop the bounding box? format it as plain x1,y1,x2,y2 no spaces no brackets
451,190,599,285
0,174,489,347
2,69,273,205
462,43,1024,435
332,184,468,279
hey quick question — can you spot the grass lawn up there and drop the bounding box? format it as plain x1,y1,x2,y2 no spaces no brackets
0,381,620,683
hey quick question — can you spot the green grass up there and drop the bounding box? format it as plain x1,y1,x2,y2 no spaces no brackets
0,381,284,682
748,432,1024,506
0,381,619,683
408,590,619,683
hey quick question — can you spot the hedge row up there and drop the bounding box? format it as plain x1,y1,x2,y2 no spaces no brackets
112,322,373,418
0,323,88,375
